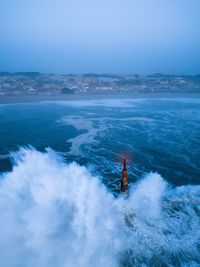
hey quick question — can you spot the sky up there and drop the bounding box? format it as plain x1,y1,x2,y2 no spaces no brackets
0,0,200,75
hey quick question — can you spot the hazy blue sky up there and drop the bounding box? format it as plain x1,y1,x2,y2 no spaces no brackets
0,0,200,74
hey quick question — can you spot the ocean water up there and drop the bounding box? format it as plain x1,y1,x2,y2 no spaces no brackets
0,98,200,266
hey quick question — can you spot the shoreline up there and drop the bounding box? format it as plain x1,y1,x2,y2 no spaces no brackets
0,92,200,104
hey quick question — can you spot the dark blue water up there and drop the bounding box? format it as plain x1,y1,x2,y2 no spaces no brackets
0,98,200,267
0,98,199,191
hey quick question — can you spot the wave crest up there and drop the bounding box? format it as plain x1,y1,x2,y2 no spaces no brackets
0,148,200,267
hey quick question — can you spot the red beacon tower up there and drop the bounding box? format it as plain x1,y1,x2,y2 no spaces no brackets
120,158,128,196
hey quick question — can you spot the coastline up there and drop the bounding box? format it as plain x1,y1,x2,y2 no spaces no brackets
0,92,200,105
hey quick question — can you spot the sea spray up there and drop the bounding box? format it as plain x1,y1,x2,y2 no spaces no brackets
0,148,200,267
0,148,124,267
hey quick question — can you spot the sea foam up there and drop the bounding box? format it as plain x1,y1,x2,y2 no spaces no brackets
0,148,200,267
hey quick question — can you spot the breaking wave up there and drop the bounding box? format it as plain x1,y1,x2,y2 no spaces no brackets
0,148,200,267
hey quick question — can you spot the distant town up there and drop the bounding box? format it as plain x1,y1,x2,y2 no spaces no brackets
0,72,200,96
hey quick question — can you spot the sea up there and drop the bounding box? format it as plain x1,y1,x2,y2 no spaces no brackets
0,97,200,266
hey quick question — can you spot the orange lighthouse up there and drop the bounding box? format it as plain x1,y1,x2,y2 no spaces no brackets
120,158,128,195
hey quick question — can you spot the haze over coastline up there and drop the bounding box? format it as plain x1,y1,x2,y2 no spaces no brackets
0,72,200,104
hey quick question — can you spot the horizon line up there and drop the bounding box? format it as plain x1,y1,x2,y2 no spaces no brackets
0,71,200,77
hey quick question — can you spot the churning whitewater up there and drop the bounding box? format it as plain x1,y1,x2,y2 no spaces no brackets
0,148,200,267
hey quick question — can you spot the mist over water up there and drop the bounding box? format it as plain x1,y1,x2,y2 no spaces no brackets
1,148,200,267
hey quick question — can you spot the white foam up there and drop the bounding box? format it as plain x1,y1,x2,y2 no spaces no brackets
58,115,154,155
0,148,200,266
58,116,105,155
53,98,146,108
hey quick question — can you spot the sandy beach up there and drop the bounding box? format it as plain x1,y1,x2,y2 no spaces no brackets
0,92,200,104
